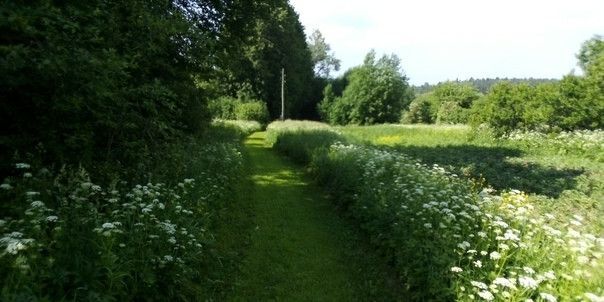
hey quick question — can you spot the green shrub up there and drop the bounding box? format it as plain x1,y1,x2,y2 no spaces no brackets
208,97,239,120
402,94,433,124
234,101,270,124
208,97,269,124
318,51,412,125
436,101,470,124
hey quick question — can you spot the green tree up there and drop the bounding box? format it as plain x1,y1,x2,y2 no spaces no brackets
577,35,604,71
402,93,433,124
308,29,341,78
212,1,314,120
429,82,481,123
0,0,223,176
323,51,412,125
478,82,531,135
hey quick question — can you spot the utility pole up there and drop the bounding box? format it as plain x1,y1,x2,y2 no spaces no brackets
280,67,285,121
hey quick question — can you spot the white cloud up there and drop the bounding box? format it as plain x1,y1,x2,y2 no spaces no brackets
290,0,604,84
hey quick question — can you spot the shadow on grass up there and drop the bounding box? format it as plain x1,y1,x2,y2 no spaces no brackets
389,144,585,198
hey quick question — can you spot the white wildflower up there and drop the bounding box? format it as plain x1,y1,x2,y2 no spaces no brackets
471,281,488,290
163,255,173,262
523,266,535,274
539,293,557,302
518,276,539,289
493,277,516,289
457,241,471,250
473,260,482,268
0,183,12,190
46,216,58,223
30,200,45,208
477,290,494,301
585,293,604,302
489,251,501,260
451,266,463,273
15,163,31,169
423,223,432,229
102,222,115,229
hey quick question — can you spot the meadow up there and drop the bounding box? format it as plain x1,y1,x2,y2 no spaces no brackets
268,120,604,301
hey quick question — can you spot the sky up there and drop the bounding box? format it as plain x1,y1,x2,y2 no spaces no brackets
289,0,604,85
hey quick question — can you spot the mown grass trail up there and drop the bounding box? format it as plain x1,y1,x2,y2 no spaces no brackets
229,132,400,301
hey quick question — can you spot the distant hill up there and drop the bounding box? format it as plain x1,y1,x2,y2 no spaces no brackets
413,78,559,94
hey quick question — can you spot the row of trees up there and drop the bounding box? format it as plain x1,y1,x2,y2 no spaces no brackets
414,78,558,94
317,36,603,135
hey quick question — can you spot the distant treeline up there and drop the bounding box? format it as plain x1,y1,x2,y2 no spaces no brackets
413,78,560,94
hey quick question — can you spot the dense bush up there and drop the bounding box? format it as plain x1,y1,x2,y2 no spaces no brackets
0,127,248,301
471,37,603,135
209,97,270,124
401,94,433,124
436,101,469,124
208,97,240,120
235,102,270,124
473,77,603,135
403,83,480,124
318,51,412,125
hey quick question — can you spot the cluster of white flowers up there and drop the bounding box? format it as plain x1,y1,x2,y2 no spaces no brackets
323,142,604,301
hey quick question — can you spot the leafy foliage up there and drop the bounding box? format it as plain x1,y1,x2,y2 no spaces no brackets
0,0,225,176
318,51,413,125
577,35,604,71
211,1,315,120
209,97,269,124
308,29,341,78
402,93,433,124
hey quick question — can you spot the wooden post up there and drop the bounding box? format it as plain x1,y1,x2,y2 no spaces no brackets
280,68,285,121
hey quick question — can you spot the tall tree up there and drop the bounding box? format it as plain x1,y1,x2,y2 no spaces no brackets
308,29,341,78
319,50,412,125
0,0,226,174
208,1,314,120
577,35,604,71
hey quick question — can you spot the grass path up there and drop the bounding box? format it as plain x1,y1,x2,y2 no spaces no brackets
229,132,401,301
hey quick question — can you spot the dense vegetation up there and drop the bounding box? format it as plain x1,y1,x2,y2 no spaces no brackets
413,78,559,94
317,50,413,125
267,121,604,301
319,36,603,137
0,0,318,300
1,0,602,300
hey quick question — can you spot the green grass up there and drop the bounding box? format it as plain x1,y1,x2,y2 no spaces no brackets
229,132,403,301
338,124,604,233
